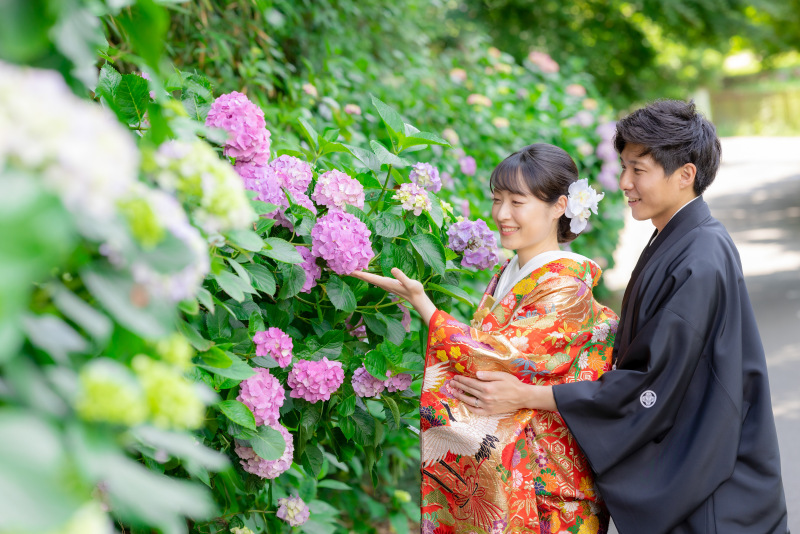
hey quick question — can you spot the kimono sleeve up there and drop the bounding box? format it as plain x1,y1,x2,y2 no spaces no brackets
552,261,743,514
427,276,595,381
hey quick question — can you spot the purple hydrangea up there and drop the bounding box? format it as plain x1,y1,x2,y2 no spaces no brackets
296,245,321,293
462,246,501,270
409,162,442,193
345,315,367,339
595,140,616,162
458,155,477,176
395,182,432,216
596,121,617,142
386,372,412,393
236,368,286,426
253,328,293,368
287,357,344,403
312,170,365,210
274,190,317,230
268,155,313,196
234,162,317,230
447,219,501,270
597,161,620,191
205,91,271,164
277,495,310,527
234,424,294,479
311,211,375,275
352,365,386,398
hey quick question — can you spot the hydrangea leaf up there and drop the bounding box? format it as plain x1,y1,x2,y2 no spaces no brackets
262,238,303,264
362,314,387,337
213,270,251,302
364,348,388,380
374,213,406,238
342,143,382,173
133,426,230,470
115,73,150,125
369,140,410,169
242,264,276,296
249,425,285,461
370,95,405,140
297,117,319,151
96,63,121,104
378,312,406,346
317,479,352,491
426,192,444,228
326,276,356,314
301,443,324,479
177,319,212,352
337,395,356,417
50,283,112,344
305,330,344,360
199,346,232,368
398,131,451,152
216,400,257,431
277,263,306,300
198,354,255,381
351,406,376,446
224,230,263,252
427,283,475,307
410,234,446,276
382,395,401,431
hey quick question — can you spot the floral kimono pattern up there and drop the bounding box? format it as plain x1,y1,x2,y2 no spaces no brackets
420,257,618,534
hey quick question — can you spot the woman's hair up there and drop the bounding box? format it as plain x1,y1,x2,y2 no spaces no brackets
613,99,721,195
489,143,579,243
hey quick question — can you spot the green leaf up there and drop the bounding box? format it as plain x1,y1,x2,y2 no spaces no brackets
427,283,476,307
382,395,402,431
251,201,279,215
297,117,319,151
374,212,406,238
198,354,255,380
262,238,303,263
217,400,256,430
243,263,276,296
398,131,451,152
370,95,404,138
307,330,344,359
427,192,444,228
249,425,286,461
351,406,376,446
115,74,150,124
379,313,407,346
255,217,276,234
213,270,253,302
50,284,112,344
300,401,322,431
177,320,212,352
344,204,374,232
133,426,229,471
317,479,351,491
225,229,263,252
362,314,387,337
410,234,446,276
365,349,388,380
247,310,266,336
199,346,232,368
370,140,410,169
277,263,306,300
326,276,356,313
342,143,382,173
96,63,121,103
381,241,416,278
302,443,324,479
82,265,174,338
337,395,356,417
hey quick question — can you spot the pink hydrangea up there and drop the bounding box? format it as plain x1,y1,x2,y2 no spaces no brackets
312,170,365,210
234,424,294,479
274,190,317,230
346,315,367,339
296,245,321,293
277,495,310,527
253,328,293,368
206,91,271,164
311,211,374,275
352,365,386,398
386,372,412,393
409,162,442,193
236,368,285,426
287,357,344,402
395,183,432,216
234,162,316,230
344,104,361,115
527,51,559,73
268,155,313,196
458,155,477,176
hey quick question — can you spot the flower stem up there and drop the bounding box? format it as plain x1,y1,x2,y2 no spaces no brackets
367,164,393,216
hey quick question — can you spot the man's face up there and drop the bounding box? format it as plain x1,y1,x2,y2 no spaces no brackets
619,143,692,231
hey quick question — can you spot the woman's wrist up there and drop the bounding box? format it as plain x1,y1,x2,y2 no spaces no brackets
414,294,437,325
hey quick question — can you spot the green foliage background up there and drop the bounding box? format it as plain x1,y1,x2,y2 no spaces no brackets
0,1,631,533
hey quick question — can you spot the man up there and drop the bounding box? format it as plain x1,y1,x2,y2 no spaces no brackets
451,100,789,533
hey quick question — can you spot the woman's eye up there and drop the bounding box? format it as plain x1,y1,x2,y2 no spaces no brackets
512,201,523,206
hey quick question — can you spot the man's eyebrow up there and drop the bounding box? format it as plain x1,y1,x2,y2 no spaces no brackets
620,157,647,165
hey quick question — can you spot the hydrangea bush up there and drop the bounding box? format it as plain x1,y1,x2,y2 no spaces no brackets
1,1,625,532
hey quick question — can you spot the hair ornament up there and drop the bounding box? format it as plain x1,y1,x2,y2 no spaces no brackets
565,178,604,234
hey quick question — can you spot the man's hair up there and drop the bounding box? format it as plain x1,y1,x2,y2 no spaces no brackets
614,100,721,195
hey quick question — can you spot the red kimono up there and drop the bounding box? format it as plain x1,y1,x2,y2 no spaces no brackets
421,256,617,534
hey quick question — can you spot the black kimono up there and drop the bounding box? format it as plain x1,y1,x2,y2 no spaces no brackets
553,198,789,533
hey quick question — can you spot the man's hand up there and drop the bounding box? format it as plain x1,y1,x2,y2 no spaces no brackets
450,371,556,414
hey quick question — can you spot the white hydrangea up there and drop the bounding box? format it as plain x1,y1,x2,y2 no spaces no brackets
0,61,139,224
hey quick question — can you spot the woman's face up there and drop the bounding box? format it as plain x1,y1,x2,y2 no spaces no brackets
491,186,564,265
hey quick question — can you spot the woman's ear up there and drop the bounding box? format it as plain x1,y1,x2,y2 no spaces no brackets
554,195,568,218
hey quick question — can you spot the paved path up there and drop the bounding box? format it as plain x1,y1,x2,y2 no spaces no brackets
605,137,800,533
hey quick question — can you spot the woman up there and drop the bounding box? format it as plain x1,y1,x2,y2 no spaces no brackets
353,143,617,534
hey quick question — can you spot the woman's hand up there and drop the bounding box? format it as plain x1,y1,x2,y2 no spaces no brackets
450,371,556,414
350,267,437,324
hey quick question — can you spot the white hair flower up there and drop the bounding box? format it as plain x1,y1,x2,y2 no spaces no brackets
565,178,604,234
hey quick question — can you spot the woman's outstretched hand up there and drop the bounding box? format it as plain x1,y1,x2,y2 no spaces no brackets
350,267,438,324
449,372,557,415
